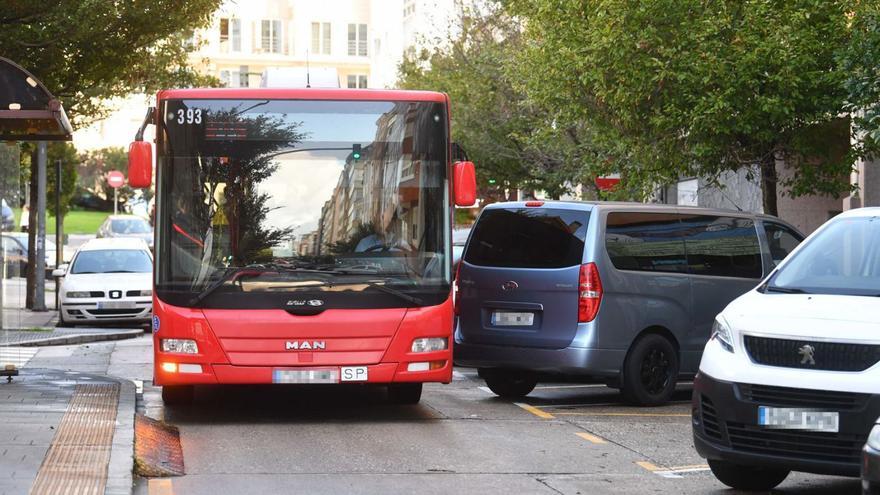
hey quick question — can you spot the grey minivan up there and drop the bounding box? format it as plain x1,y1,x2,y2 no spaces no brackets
454,201,803,405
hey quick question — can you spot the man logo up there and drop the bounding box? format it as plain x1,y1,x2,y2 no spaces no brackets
798,344,816,365
307,300,324,307
285,341,326,350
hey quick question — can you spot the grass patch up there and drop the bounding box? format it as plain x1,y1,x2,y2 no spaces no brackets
20,327,54,332
13,208,109,235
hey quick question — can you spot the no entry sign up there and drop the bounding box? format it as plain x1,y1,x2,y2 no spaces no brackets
107,170,125,188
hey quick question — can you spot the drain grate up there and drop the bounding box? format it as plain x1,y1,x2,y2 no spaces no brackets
134,414,185,477
29,383,120,495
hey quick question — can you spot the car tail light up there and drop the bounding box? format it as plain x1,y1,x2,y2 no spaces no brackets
578,263,602,322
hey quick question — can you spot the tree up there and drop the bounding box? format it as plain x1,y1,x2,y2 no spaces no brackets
841,1,880,156
47,142,78,218
0,0,221,127
506,0,857,215
79,147,134,209
397,3,607,200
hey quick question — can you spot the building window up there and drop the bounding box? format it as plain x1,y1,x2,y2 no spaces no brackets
261,20,282,53
239,65,249,87
220,68,247,88
347,75,368,89
348,23,367,56
404,1,416,17
219,18,241,53
311,22,331,55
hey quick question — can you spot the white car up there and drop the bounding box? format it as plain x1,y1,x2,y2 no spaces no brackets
55,237,153,326
96,214,154,249
693,207,880,491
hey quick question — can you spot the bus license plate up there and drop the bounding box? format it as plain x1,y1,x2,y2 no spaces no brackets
272,368,339,384
340,366,368,382
758,406,839,432
491,311,534,326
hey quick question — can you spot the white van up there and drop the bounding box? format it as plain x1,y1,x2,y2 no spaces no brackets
693,207,880,491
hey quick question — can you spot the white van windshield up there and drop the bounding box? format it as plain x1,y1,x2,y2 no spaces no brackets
768,216,880,296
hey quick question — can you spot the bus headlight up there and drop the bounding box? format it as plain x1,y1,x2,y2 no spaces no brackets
65,291,91,298
411,337,448,353
161,339,199,354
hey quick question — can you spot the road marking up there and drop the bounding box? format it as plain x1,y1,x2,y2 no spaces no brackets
636,461,710,478
554,412,690,417
538,400,691,408
514,402,555,419
478,386,494,395
148,479,175,495
534,384,607,390
0,346,38,369
575,432,607,444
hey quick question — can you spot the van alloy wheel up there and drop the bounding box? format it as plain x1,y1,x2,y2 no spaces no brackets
640,349,671,395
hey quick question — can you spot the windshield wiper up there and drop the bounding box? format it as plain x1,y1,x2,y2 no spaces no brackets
765,285,810,294
189,267,265,306
360,282,423,305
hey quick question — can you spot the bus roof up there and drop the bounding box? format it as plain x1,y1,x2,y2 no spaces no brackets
157,87,448,103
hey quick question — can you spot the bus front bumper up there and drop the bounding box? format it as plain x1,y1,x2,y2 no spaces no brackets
154,360,452,386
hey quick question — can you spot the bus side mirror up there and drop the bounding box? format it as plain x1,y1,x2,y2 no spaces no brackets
453,161,476,207
128,141,152,188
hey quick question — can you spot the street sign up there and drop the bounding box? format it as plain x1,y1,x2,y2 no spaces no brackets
107,170,125,188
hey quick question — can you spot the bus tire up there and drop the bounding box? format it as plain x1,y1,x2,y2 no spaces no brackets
621,334,679,406
482,369,538,399
388,383,422,404
161,385,194,405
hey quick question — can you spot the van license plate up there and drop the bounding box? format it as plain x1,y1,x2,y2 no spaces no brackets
757,406,839,432
491,311,534,326
272,368,339,384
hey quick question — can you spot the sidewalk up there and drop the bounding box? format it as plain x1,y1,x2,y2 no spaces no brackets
0,369,135,495
1,306,144,347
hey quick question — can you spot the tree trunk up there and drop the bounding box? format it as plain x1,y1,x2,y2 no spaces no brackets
760,155,779,217
25,148,37,309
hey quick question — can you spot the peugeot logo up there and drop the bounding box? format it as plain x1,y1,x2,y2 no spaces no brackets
501,281,519,291
798,344,816,365
286,299,324,307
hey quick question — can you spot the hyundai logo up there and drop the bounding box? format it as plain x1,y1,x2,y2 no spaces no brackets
501,281,519,291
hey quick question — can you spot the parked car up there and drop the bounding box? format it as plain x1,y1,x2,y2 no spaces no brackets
693,207,880,491
452,227,472,272
54,237,153,326
96,214,153,248
454,201,804,405
1,232,58,278
1,199,14,231
866,418,880,495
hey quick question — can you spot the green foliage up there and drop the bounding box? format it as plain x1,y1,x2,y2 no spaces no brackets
841,1,880,156
47,142,78,217
397,3,604,199
504,0,859,212
79,147,134,207
0,0,222,128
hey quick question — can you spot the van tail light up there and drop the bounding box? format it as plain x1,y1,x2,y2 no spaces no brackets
578,263,603,322
453,262,462,315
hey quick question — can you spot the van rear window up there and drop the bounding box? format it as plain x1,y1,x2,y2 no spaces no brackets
464,208,589,268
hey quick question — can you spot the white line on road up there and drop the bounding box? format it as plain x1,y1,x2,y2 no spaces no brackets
0,346,38,368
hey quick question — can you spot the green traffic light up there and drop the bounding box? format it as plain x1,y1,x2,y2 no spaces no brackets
352,152,361,160
488,179,496,184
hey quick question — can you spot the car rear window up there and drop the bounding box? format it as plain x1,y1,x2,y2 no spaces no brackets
464,208,589,268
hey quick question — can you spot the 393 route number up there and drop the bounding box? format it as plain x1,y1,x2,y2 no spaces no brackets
176,108,202,125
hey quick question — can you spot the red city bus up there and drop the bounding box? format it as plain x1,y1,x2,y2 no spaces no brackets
128,88,476,405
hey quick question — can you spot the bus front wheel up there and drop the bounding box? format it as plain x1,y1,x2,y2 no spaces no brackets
388,383,422,404
161,385,194,405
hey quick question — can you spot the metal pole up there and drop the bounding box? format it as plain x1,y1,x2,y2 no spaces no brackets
114,187,118,215
34,142,46,312
55,159,62,311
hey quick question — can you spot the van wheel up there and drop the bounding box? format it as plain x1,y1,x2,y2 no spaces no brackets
708,460,789,491
388,383,423,404
621,334,679,406
482,369,538,398
161,385,194,405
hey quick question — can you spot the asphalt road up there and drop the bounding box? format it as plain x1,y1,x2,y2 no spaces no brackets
15,335,863,494
115,348,861,495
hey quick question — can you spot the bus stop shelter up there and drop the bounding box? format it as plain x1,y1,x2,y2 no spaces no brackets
0,56,72,381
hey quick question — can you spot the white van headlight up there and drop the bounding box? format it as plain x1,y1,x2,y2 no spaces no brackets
868,424,880,450
710,318,734,353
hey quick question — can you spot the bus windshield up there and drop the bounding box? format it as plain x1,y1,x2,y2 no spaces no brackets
155,98,450,309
